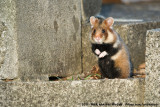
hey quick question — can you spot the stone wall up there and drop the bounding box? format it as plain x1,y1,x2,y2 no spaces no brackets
16,0,82,80
0,0,102,81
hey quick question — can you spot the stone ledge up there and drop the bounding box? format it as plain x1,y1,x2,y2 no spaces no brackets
0,79,144,106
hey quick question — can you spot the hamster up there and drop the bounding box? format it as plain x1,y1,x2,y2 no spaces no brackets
90,16,133,79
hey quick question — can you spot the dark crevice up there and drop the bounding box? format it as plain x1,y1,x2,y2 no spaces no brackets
1,79,15,82
49,76,63,81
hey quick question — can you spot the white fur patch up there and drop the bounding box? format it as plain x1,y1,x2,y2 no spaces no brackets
99,51,108,58
111,50,122,60
113,39,120,48
95,49,101,55
94,38,103,44
113,42,118,48
104,30,114,44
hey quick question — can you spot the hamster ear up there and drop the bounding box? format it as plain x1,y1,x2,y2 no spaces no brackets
104,17,114,28
90,16,98,27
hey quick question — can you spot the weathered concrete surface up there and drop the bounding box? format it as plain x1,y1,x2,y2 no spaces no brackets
16,0,82,80
145,29,160,105
81,0,102,23
82,21,160,73
0,1,18,79
0,79,144,107
0,0,83,80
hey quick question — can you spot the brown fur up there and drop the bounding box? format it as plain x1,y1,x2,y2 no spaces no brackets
114,45,130,78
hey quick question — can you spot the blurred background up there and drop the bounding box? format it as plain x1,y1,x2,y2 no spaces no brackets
101,0,160,21
103,0,159,4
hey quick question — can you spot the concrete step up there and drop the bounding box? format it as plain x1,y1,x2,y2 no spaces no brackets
0,0,101,81
0,79,144,106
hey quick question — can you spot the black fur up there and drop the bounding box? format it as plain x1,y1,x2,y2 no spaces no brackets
92,43,121,79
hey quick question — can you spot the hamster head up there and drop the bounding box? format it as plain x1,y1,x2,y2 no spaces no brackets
90,16,116,44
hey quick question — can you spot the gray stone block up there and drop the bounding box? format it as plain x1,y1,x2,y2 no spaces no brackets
0,79,144,106
145,29,160,105
81,0,102,23
82,21,160,74
0,0,82,80
16,0,82,80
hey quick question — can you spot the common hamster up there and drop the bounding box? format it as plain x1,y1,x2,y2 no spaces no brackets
90,16,133,79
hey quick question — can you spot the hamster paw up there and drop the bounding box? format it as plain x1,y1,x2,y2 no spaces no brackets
99,51,108,58
95,49,101,55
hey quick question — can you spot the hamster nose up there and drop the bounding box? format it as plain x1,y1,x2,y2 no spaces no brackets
95,37,101,40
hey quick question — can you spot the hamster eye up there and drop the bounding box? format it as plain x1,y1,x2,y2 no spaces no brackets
102,29,105,33
93,29,96,34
